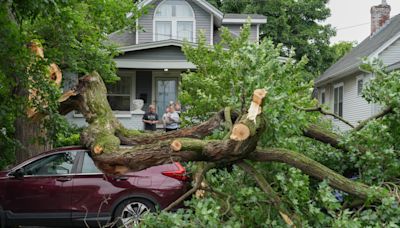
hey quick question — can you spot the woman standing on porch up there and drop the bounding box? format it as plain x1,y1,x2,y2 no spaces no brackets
162,105,180,132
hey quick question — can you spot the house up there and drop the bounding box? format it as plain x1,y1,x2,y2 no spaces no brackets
315,0,400,130
65,0,266,130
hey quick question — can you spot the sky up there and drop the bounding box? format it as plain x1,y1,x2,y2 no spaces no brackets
326,0,400,44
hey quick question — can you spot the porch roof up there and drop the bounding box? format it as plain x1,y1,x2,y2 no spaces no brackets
114,40,196,69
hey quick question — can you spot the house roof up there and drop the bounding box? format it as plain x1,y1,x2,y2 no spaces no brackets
222,13,267,24
108,29,136,47
117,39,196,53
316,13,400,86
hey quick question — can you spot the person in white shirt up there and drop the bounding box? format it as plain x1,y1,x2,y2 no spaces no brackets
162,105,180,132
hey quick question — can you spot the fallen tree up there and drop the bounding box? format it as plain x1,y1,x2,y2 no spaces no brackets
55,71,387,205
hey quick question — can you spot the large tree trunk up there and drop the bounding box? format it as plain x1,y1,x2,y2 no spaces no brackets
14,118,51,163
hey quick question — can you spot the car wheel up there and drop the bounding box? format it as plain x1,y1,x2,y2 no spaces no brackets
113,198,155,227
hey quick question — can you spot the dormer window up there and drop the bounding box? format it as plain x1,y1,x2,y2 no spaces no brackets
154,0,195,42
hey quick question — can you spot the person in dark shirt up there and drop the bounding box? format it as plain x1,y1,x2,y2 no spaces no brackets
142,105,158,131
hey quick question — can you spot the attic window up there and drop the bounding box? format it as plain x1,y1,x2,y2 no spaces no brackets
154,0,195,42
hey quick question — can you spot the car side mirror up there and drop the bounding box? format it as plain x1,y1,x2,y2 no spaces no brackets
11,168,24,179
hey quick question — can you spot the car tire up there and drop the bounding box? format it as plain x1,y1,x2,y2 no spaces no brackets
112,198,155,228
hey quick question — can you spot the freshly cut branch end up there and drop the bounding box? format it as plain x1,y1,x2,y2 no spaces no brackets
170,140,182,152
252,89,267,105
114,165,129,175
49,63,62,86
230,123,251,141
93,145,103,154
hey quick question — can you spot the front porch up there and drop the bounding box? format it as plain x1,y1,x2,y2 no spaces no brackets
66,69,187,130
65,40,196,130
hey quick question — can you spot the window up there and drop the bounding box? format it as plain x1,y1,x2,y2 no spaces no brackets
154,0,195,42
106,75,131,111
357,78,364,96
333,84,343,117
81,152,101,174
23,152,77,176
320,89,326,105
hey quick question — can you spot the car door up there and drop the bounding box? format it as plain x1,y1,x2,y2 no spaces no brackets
3,151,78,226
71,151,141,227
71,151,115,226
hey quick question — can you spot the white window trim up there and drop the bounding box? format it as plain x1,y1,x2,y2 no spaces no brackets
320,88,326,104
153,0,196,42
356,75,364,97
333,82,344,88
333,82,344,117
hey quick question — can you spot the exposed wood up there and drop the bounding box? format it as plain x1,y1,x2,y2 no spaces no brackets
26,40,63,119
230,123,250,141
93,145,103,154
248,148,385,199
170,140,182,152
252,89,267,105
49,63,62,86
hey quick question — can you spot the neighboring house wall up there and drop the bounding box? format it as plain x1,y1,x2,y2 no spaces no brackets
318,73,373,130
138,0,212,44
379,38,400,66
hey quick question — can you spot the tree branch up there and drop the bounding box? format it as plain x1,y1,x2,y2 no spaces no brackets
354,107,393,131
303,124,349,152
296,106,354,128
238,161,295,226
248,148,385,199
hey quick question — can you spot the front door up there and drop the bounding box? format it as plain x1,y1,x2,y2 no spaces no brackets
156,78,178,117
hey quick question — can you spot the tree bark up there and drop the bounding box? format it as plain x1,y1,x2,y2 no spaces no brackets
14,118,51,163
248,148,385,199
303,124,348,152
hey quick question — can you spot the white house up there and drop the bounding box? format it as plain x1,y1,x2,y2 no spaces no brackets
65,0,266,130
315,0,400,130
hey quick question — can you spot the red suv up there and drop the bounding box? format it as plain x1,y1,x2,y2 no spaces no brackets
0,146,190,227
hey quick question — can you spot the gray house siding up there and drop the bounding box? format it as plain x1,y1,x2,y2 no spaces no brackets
138,0,160,43
318,74,373,131
138,0,212,44
189,1,211,44
115,46,186,61
222,24,258,42
379,38,400,66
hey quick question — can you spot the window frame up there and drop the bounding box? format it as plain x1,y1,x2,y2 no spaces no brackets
320,88,326,105
153,0,196,42
106,75,132,112
356,76,364,96
333,82,344,117
9,151,80,177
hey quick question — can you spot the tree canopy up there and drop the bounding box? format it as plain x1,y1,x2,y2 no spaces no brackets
0,0,144,163
208,0,337,74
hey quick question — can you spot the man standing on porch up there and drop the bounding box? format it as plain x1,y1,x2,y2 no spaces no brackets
142,105,158,131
